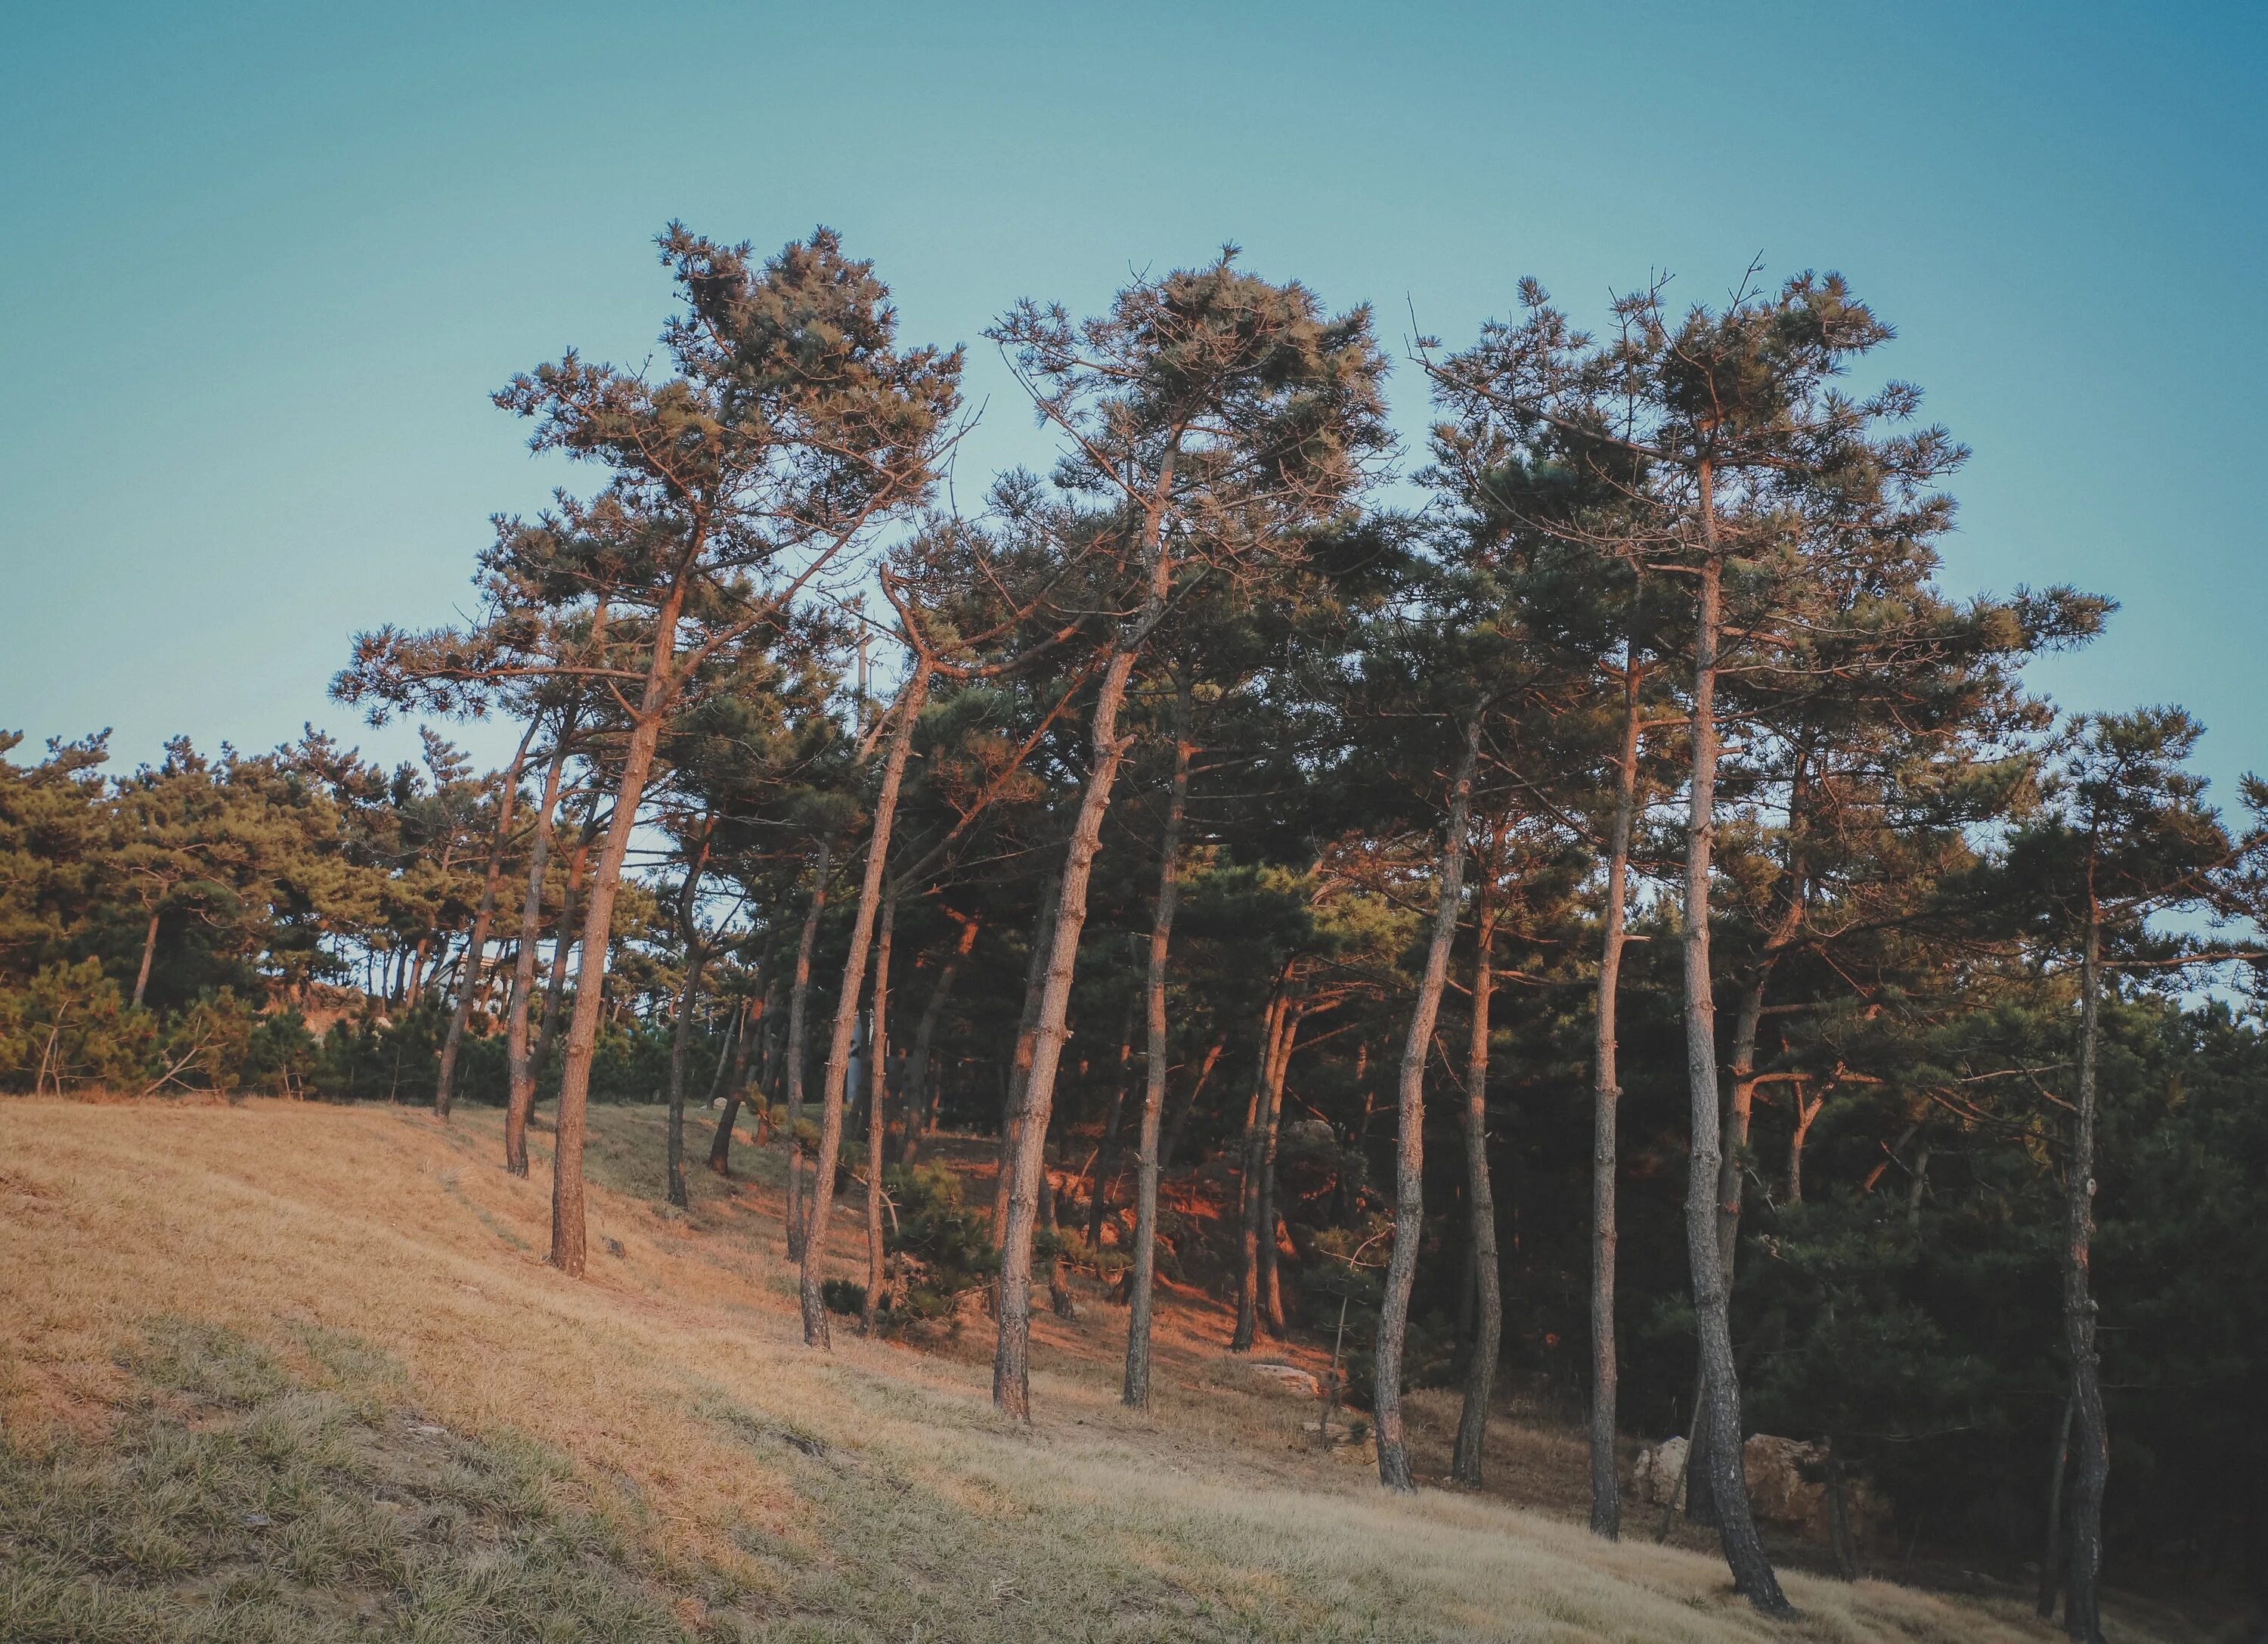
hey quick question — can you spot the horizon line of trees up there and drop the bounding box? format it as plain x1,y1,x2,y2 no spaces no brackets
10,227,2268,1636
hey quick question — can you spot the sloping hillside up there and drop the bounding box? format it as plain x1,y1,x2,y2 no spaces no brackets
0,1099,2179,1642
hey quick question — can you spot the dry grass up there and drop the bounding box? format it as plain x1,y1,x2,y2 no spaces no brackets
0,1097,2191,1642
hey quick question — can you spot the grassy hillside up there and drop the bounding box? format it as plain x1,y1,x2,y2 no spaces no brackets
0,1098,2187,1642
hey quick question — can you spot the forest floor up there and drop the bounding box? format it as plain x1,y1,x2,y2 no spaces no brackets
0,1096,2214,1643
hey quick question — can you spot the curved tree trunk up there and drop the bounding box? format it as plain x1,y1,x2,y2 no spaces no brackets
801,659,932,1348
994,870,1061,1239
506,725,567,1170
1678,529,1792,1614
861,890,897,1332
1590,650,1641,1536
993,643,1142,1420
2062,912,2108,1643
1375,712,1481,1492
1452,891,1502,1486
782,837,832,1261
436,721,537,1118
1123,679,1194,1408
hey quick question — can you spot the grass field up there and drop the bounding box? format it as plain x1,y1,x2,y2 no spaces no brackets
0,1097,2199,1642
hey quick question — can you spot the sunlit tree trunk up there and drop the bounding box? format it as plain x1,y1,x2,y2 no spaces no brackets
1375,713,1481,1491
801,659,932,1347
132,909,162,1008
530,802,600,1098
1677,504,1792,1611
1452,887,1502,1486
2062,907,2108,1643
861,890,897,1332
436,721,537,1118
993,642,1142,1419
550,576,689,1276
994,870,1061,1238
1590,650,1641,1536
505,729,572,1174
1123,679,1193,1407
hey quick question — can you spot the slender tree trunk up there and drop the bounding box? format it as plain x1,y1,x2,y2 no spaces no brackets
436,722,537,1118
782,836,831,1261
900,917,976,1165
1125,685,1194,1407
2062,910,2108,1643
531,802,599,1096
550,576,690,1277
1232,988,1288,1352
1678,522,1793,1614
1256,1001,1302,1340
133,908,161,1008
1591,650,1642,1537
1453,894,1503,1486
1376,712,1482,1492
2038,1391,2075,1618
801,659,932,1348
711,977,769,1174
861,889,897,1333
993,869,1062,1239
993,643,1144,1420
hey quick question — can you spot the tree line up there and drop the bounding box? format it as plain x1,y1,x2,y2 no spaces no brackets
8,228,2268,1636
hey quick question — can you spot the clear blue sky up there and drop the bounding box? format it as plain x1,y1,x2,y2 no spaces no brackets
3,2,2262,790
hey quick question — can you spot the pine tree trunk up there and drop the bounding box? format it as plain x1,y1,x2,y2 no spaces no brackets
2062,911,2108,1643
1232,988,1287,1352
993,643,1143,1420
782,837,831,1261
1453,897,1502,1486
549,576,689,1277
1257,1002,1301,1340
1591,649,1641,1537
1121,688,1189,1410
801,660,932,1348
1375,713,1482,1492
530,802,599,1100
133,908,162,1008
900,917,975,1165
711,979,768,1175
436,723,536,1118
1678,522,1793,1614
994,870,1061,1239
859,892,897,1332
